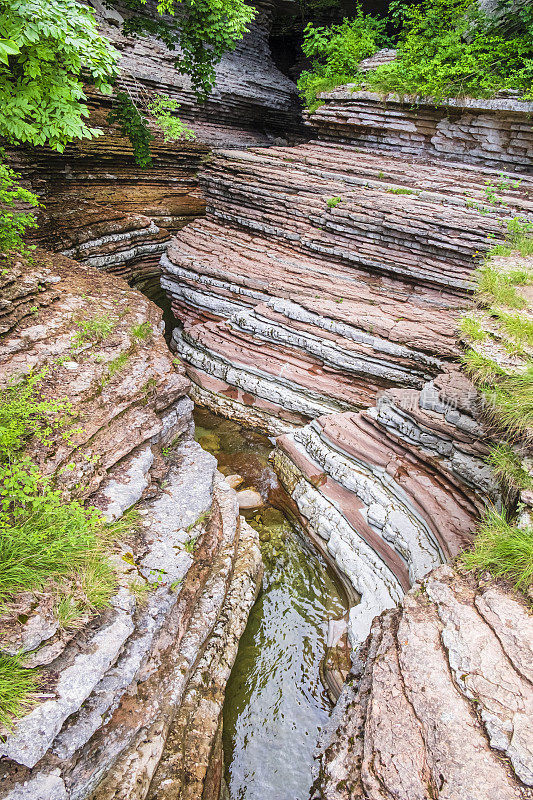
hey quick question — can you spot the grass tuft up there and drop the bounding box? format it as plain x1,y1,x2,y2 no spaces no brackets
0,654,37,730
461,509,533,591
483,365,533,438
131,321,153,340
462,350,504,383
487,444,532,491
476,265,527,309
459,315,487,342
73,314,115,347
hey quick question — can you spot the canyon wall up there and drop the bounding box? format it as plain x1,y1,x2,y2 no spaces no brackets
160,89,533,797
7,0,301,293
0,252,262,800
162,91,533,644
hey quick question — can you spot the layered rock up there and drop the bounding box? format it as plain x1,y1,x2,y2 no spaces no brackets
0,252,262,799
313,566,533,799
6,0,301,292
273,369,497,645
306,90,533,170
163,133,532,431
162,95,532,717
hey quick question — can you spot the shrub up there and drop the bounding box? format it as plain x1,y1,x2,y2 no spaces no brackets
297,7,388,109
365,0,533,100
298,0,533,108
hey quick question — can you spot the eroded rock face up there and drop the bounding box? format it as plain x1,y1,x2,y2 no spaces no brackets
313,566,533,799
6,0,301,290
306,91,533,170
163,130,532,434
160,94,533,798
0,253,262,800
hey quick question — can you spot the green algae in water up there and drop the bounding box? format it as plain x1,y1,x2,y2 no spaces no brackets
222,515,346,800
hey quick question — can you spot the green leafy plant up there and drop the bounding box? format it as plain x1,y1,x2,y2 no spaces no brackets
108,92,154,169
0,0,118,151
365,0,533,100
0,158,39,256
297,7,388,109
121,0,256,100
326,196,342,208
147,96,195,142
298,0,533,108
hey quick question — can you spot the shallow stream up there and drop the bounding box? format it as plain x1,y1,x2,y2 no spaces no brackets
194,408,348,800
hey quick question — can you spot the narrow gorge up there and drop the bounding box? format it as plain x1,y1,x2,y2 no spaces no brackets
0,2,532,799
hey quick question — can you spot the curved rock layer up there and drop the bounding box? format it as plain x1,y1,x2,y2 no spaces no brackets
0,253,262,800
162,92,532,672
313,566,533,800
163,131,533,433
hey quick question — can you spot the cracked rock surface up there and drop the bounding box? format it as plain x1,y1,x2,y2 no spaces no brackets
313,566,533,799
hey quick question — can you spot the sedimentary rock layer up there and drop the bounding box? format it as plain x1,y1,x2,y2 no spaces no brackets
6,0,301,288
0,253,262,800
313,565,533,799
163,133,532,432
273,369,496,645
306,90,533,170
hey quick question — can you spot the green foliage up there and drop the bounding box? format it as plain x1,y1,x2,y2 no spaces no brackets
326,196,342,208
476,265,528,309
365,0,533,100
483,366,533,438
147,96,195,142
0,653,37,729
297,8,388,109
131,321,153,340
385,187,415,195
461,508,533,590
106,351,129,379
298,0,533,108
120,0,257,100
73,314,115,347
108,92,153,169
459,315,487,342
462,350,504,383
0,158,39,256
0,368,71,463
0,370,122,726
494,310,533,347
0,0,118,151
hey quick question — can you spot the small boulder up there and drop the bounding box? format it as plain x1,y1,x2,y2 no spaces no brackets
226,473,244,489
236,489,264,510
